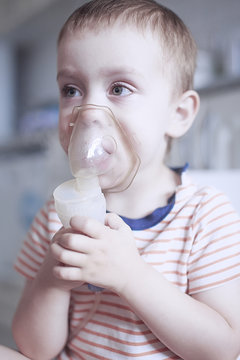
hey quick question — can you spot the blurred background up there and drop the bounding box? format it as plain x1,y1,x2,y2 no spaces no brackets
0,0,240,349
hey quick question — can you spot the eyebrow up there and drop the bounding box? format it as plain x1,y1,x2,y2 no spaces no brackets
57,69,76,81
57,67,141,81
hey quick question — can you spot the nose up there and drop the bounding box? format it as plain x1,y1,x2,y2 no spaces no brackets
80,108,101,127
71,105,113,130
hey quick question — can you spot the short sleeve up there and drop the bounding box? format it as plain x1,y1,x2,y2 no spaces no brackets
188,188,240,294
14,198,62,280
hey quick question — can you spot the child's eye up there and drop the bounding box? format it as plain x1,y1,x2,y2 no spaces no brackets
62,86,81,98
111,84,132,96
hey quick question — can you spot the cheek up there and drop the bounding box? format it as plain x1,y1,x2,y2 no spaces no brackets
133,121,168,164
58,113,73,154
116,119,141,160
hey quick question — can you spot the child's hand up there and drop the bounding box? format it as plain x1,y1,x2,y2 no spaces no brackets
51,213,144,294
36,226,85,292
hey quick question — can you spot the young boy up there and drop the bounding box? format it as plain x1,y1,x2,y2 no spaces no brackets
12,1,240,359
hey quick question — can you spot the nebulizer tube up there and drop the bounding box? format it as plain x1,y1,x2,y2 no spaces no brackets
53,104,140,291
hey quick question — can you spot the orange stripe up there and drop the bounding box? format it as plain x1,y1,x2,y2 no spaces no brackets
101,300,132,311
28,233,47,252
35,217,56,234
80,327,159,346
35,216,49,233
20,248,41,266
198,202,230,224
189,236,239,261
14,264,34,280
191,228,240,254
31,225,51,245
48,219,62,225
175,195,197,206
134,236,154,242
40,208,48,221
196,220,239,244
190,262,240,282
89,319,151,336
101,291,118,297
143,248,190,256
199,192,223,208
72,336,167,357
72,289,95,296
199,209,235,227
148,258,187,266
72,299,95,305
174,202,202,209
96,310,144,325
146,225,190,234
189,252,240,274
161,214,193,223
72,308,91,315
137,236,191,244
175,184,192,192
70,318,85,327
174,186,200,202
175,189,218,208
190,273,240,293
145,225,190,235
25,240,45,258
47,198,55,206
177,183,196,192
70,344,112,360
17,257,38,273
48,209,58,215
163,269,186,277
171,280,187,288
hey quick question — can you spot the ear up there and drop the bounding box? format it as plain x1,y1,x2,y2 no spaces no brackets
166,90,200,138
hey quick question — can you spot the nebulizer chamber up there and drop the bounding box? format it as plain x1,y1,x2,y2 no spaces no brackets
53,104,140,290
54,104,140,228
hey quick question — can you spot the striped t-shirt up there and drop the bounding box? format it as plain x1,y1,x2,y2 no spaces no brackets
15,171,240,360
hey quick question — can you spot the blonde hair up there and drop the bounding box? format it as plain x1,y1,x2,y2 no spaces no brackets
58,0,197,94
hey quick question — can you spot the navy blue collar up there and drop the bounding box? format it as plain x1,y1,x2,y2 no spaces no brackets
120,193,175,230
115,164,188,231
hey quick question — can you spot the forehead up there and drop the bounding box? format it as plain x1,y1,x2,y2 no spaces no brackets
57,24,164,73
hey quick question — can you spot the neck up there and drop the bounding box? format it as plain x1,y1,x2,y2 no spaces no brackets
104,163,180,218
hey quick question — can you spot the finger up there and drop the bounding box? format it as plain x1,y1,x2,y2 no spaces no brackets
70,215,104,238
51,242,87,267
105,212,130,231
53,265,83,281
57,233,95,254
52,226,75,244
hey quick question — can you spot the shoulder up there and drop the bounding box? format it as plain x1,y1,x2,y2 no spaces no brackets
31,197,62,238
14,198,62,279
176,171,239,218
23,197,62,252
181,178,240,294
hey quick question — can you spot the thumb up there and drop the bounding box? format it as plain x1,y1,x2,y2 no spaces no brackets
105,213,130,231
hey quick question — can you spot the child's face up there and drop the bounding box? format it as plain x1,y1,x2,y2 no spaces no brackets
57,24,176,178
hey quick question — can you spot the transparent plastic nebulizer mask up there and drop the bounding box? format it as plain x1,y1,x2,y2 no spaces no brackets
54,103,140,226
53,104,140,291
68,104,140,192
